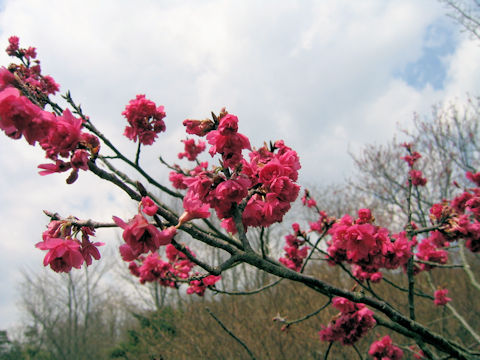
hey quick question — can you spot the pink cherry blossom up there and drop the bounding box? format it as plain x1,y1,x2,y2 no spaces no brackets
36,237,84,273
319,297,376,345
409,169,427,186
368,335,403,360
178,138,206,161
122,94,166,145
434,288,452,306
140,196,159,216
183,118,214,136
178,190,211,226
113,214,167,260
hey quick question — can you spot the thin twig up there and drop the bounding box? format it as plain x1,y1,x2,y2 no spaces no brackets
210,278,282,296
324,342,333,360
205,308,257,360
281,299,331,328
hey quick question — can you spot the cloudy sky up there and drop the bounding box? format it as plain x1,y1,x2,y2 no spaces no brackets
0,0,479,330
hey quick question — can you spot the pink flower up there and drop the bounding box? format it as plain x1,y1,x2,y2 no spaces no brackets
211,177,250,218
401,151,421,167
70,149,90,171
178,190,211,226
122,94,166,145
80,238,104,266
0,67,15,91
178,138,206,161
409,169,427,186
434,288,452,306
169,171,188,189
140,196,159,216
206,114,251,169
0,87,48,144
357,208,373,224
38,160,71,176
319,297,376,345
187,275,221,296
368,335,403,360
41,109,83,159
113,214,171,260
466,171,480,187
137,253,172,284
183,118,214,136
36,237,84,273
416,237,448,270
6,36,19,56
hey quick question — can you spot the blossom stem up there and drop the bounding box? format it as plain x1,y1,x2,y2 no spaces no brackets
135,141,141,166
323,342,333,360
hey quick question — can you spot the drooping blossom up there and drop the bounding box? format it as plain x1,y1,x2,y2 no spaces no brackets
113,214,175,261
36,237,84,273
80,227,104,266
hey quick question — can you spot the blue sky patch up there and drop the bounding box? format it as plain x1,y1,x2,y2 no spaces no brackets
395,19,458,90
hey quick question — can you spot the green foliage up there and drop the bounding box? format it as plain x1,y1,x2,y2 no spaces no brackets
109,308,177,360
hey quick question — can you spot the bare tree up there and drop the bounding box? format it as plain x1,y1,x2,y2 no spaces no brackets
18,258,129,360
349,97,480,230
441,0,480,40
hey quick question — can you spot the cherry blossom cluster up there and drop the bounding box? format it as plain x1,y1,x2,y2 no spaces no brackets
36,218,104,273
122,94,166,145
428,171,480,253
113,196,177,262
401,144,427,187
169,110,301,233
279,223,310,272
5,36,59,98
433,288,452,306
128,243,220,296
0,37,100,184
326,209,413,282
178,138,206,161
301,188,317,208
368,335,403,360
415,230,449,271
318,297,376,345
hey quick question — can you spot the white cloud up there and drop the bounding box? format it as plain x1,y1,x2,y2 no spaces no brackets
0,0,479,329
